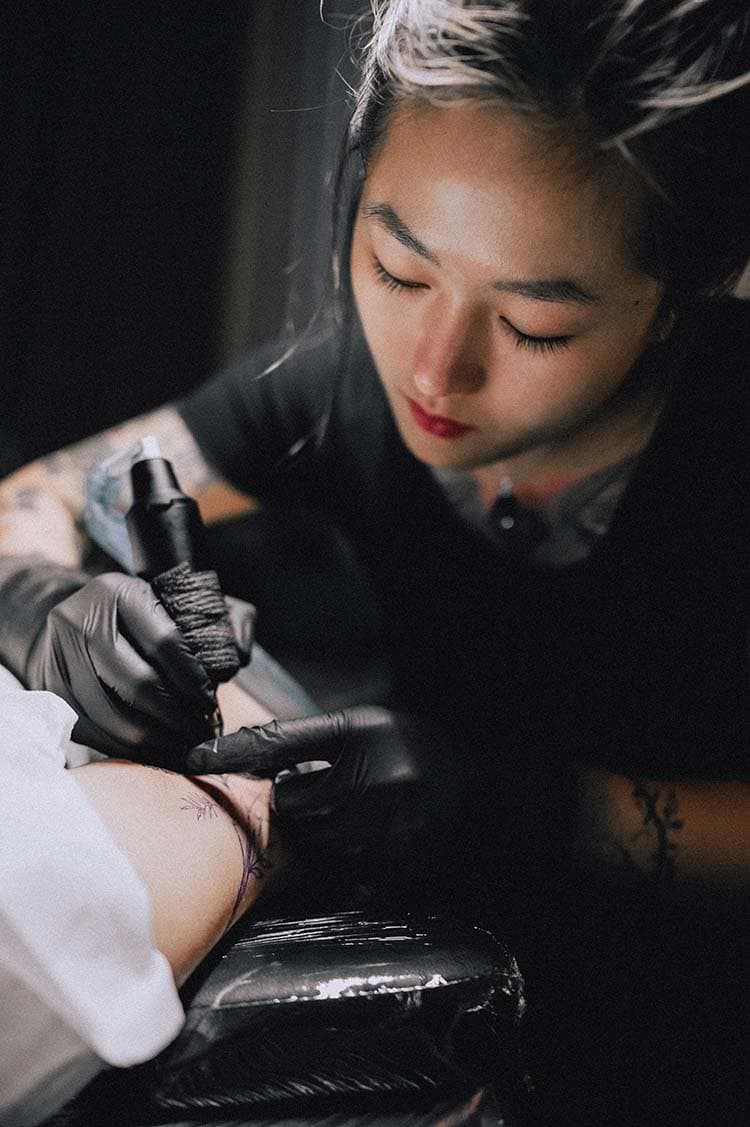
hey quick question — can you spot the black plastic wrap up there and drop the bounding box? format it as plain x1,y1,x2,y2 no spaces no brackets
47,912,524,1126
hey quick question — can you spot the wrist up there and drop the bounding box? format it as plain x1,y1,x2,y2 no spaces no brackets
0,556,89,683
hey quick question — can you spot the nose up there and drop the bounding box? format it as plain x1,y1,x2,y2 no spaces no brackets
412,304,487,400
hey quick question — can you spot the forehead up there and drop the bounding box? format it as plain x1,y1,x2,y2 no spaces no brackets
364,101,645,284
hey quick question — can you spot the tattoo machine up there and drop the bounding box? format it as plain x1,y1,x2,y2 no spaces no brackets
85,436,242,734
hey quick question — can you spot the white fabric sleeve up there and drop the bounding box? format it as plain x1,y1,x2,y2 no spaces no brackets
0,679,184,1114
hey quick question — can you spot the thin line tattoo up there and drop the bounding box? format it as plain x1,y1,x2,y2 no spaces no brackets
180,794,218,820
224,813,276,931
190,777,276,933
631,779,684,880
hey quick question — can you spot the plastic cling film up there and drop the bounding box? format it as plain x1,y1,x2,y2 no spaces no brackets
84,436,164,572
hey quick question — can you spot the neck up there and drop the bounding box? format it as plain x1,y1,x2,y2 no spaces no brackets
472,384,666,510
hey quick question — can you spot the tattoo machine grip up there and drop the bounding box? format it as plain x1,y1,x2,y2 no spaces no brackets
126,454,241,687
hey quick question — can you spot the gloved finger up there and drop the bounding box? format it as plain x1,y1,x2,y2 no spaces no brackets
271,763,339,822
88,629,217,735
70,681,214,758
224,596,256,666
111,577,215,705
270,764,417,854
185,711,356,776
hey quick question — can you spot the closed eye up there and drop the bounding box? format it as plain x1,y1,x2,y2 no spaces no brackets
372,256,571,354
500,318,572,354
371,257,426,292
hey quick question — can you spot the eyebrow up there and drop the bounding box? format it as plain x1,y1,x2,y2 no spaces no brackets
362,201,601,306
363,202,440,266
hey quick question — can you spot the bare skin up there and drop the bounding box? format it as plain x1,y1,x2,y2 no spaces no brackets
350,102,668,490
73,761,282,986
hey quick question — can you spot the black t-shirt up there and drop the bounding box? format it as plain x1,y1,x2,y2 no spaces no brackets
180,301,749,783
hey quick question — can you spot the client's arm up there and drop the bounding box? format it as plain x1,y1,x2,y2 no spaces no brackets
72,762,283,985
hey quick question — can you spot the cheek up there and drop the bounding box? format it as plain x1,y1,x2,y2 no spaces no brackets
350,226,425,379
572,317,656,403
350,227,382,330
352,277,412,375
487,338,639,424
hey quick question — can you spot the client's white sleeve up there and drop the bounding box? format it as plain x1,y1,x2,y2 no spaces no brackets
0,670,183,1125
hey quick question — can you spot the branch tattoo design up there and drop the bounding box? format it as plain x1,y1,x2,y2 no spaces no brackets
180,794,218,820
185,776,276,933
631,779,684,881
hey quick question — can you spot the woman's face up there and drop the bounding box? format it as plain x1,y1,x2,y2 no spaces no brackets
350,101,666,472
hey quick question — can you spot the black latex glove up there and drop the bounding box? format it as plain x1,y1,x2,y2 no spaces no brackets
224,595,255,667
186,706,440,856
0,557,252,758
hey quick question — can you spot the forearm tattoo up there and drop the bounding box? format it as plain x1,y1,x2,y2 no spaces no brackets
0,406,220,565
43,405,219,497
0,480,84,564
575,769,686,883
630,779,684,881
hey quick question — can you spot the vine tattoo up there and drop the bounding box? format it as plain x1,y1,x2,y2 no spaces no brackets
186,776,276,932
630,779,684,880
225,819,275,930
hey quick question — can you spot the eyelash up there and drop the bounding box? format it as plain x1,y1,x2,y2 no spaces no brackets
502,322,572,354
370,257,572,354
372,256,425,293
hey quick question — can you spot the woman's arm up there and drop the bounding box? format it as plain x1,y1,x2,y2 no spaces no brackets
73,761,282,986
0,405,253,566
574,767,750,891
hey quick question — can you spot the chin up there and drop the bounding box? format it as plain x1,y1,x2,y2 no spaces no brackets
398,425,486,471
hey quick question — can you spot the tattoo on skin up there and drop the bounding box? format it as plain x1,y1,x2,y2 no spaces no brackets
188,775,275,933
0,483,84,564
5,408,218,521
225,819,276,930
13,488,43,511
45,434,119,479
630,779,684,880
180,794,218,820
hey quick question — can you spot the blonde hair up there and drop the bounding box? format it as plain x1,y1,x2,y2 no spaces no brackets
337,0,750,302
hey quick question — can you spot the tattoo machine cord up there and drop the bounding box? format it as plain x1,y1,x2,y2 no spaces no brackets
86,436,241,734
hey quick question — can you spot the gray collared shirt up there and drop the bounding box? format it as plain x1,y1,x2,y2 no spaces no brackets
432,455,639,567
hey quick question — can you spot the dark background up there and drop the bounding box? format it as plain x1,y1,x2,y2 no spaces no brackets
1,1,362,476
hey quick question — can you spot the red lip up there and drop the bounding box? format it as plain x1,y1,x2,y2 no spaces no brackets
407,398,475,439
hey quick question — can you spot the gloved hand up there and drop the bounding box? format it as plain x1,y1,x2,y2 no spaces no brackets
0,557,253,758
186,706,440,857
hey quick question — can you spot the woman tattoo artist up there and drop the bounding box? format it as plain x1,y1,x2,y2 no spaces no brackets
0,2,748,1121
